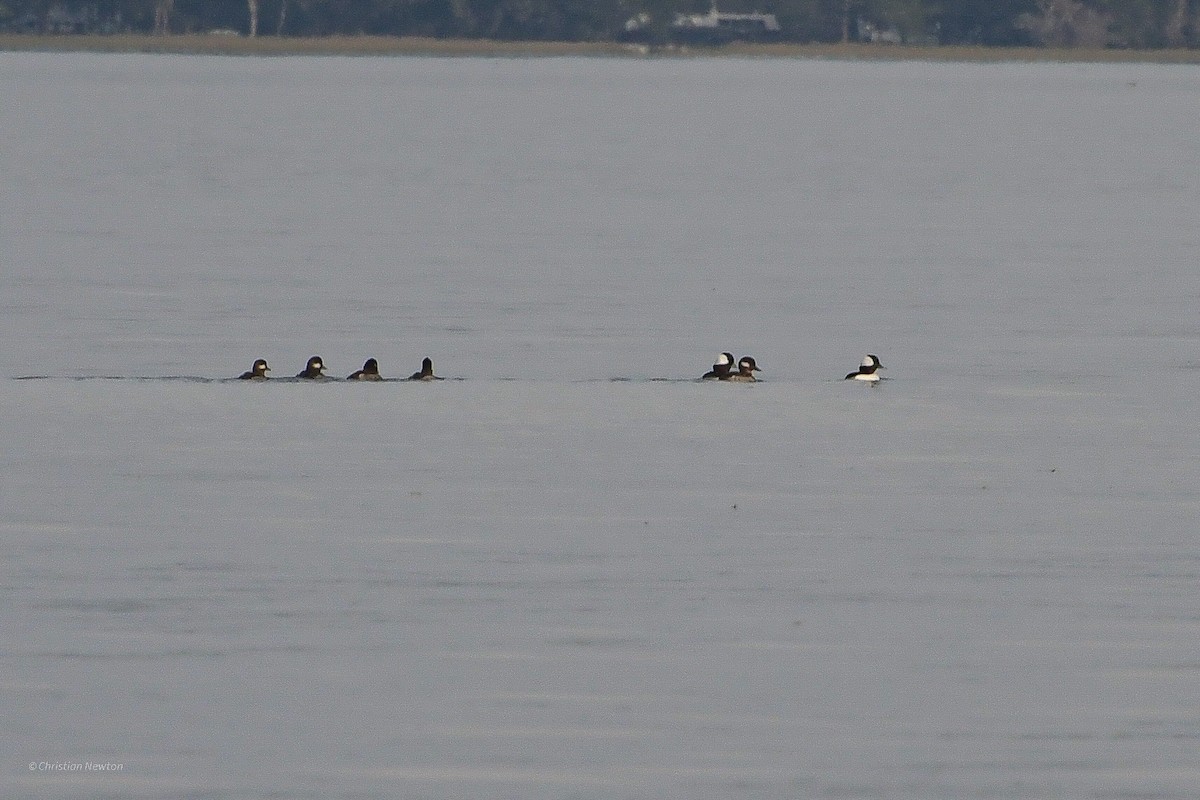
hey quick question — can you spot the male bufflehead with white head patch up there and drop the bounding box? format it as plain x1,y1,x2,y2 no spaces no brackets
296,356,327,379
238,358,270,380
723,356,760,382
701,352,735,380
348,358,383,381
408,357,442,381
845,354,884,382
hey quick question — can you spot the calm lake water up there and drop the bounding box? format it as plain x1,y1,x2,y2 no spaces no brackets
3,52,1200,799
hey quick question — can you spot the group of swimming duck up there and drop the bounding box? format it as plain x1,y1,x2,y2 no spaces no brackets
238,356,441,381
700,352,885,383
236,352,885,383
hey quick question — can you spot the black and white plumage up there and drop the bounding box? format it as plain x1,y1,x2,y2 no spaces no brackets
238,358,270,380
723,356,760,382
845,354,884,382
701,352,735,380
296,356,327,379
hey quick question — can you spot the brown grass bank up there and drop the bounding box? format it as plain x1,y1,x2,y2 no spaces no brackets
1,33,1199,63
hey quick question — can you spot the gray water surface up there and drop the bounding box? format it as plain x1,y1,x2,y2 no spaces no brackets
3,52,1200,799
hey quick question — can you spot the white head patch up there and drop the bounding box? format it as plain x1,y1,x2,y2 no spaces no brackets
716,353,731,365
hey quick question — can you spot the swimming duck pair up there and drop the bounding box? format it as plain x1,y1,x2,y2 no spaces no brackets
701,352,760,382
238,356,441,381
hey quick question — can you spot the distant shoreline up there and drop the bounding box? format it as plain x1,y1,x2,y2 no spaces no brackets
3,34,1200,62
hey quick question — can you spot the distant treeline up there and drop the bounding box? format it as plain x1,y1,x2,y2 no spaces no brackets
2,0,1197,48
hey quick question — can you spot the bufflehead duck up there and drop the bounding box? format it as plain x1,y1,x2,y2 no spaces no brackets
845,354,885,382
723,356,760,382
347,358,383,381
296,356,327,379
408,357,442,381
238,358,270,380
701,352,735,380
